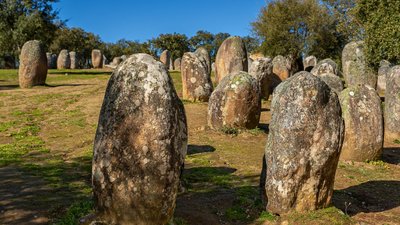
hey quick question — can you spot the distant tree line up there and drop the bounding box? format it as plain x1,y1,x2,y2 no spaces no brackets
1,0,399,69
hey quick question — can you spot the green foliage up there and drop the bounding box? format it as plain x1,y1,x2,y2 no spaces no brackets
0,0,62,64
394,139,400,144
355,0,400,68
55,199,94,225
257,211,278,222
252,0,342,60
151,33,190,60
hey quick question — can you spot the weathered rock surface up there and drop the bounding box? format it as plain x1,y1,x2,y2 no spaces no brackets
248,57,254,71
339,85,383,161
385,66,400,142
174,58,181,71
263,71,343,214
121,55,127,61
342,41,377,89
18,40,47,88
57,49,70,69
249,57,273,100
311,59,338,76
111,57,123,66
160,50,171,67
318,73,344,93
92,53,188,225
303,56,317,72
195,47,211,75
70,51,78,69
208,71,260,129
377,60,392,93
181,52,213,102
271,55,290,90
215,36,248,83
92,49,103,69
46,52,56,69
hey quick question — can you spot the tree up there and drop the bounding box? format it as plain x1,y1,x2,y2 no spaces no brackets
0,0,61,67
355,0,400,68
211,32,231,60
242,36,261,54
252,0,341,61
151,33,190,60
189,30,214,53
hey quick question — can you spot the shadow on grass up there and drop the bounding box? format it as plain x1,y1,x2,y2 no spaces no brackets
257,123,269,134
49,71,111,75
0,155,93,225
0,84,19,90
382,147,400,165
45,83,93,88
187,145,216,155
333,180,400,216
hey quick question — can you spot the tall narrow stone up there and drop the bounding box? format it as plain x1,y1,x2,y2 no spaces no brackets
92,49,103,69
385,66,400,142
195,47,211,75
160,50,171,67
215,36,248,83
181,52,213,102
70,51,78,69
174,58,182,71
249,57,273,100
271,55,290,90
342,41,376,89
339,85,383,161
57,49,70,69
377,60,392,93
92,53,187,225
263,71,343,214
18,40,47,88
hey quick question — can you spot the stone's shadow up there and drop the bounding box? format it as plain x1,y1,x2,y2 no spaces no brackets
382,147,400,165
258,123,269,134
260,108,270,112
187,145,216,155
45,83,92,88
0,84,19,90
49,71,111,75
333,180,400,216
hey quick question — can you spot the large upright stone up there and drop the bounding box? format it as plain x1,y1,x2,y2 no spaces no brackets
57,49,70,69
311,59,338,76
46,52,56,69
92,49,103,69
342,41,376,89
377,60,392,93
18,40,47,88
249,57,273,100
339,85,383,161
263,71,343,214
111,57,123,66
181,52,213,102
303,56,317,72
385,66,400,142
174,58,181,71
215,36,248,83
69,51,78,69
318,73,344,94
160,50,171,67
92,53,188,225
195,47,211,75
208,71,260,129
271,55,290,90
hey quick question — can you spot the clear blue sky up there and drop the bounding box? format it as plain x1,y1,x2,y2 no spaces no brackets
53,0,266,43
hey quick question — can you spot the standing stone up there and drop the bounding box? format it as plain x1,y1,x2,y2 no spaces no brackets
385,66,400,142
174,58,181,71
92,49,103,69
92,53,188,225
160,50,171,67
377,60,392,93
169,57,174,70
311,59,338,76
69,51,78,69
121,55,127,61
103,55,108,67
318,73,344,93
46,52,57,69
342,41,376,89
263,71,343,214
249,57,273,100
181,52,213,102
339,85,383,161
18,40,47,88
271,55,290,90
215,36,248,83
208,71,260,129
195,47,211,75
57,49,70,69
112,57,123,66
303,56,317,72
211,62,215,72
248,57,254,71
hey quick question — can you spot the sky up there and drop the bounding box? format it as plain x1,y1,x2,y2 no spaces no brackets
53,0,266,43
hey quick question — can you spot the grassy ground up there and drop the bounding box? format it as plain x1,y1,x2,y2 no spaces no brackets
0,69,399,225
